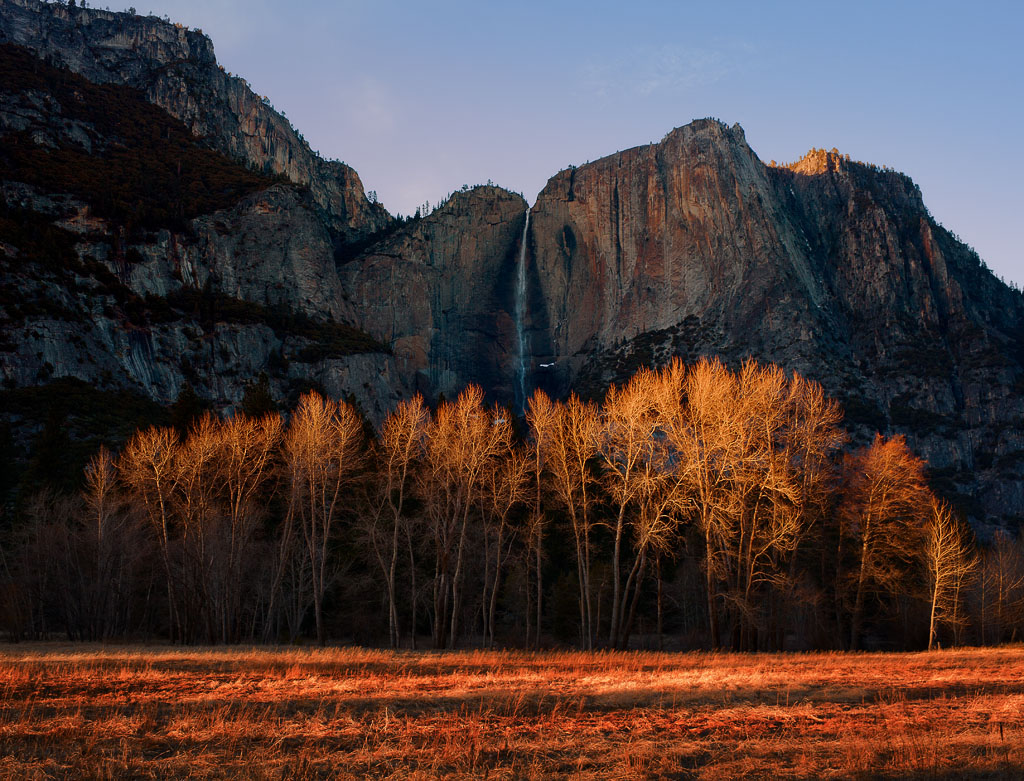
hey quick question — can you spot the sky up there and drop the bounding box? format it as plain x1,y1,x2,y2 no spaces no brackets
132,0,1023,285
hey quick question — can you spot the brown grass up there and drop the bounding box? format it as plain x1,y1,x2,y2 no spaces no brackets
1,644,1022,779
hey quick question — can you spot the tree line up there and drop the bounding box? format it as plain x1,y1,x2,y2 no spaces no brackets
2,357,1021,651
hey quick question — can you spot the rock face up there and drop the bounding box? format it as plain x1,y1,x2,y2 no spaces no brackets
182,186,353,322
0,0,389,242
0,3,404,449
527,120,1024,526
529,121,829,391
340,187,528,403
1,177,403,420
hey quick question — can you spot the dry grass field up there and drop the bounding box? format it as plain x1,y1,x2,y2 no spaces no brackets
0,644,1022,779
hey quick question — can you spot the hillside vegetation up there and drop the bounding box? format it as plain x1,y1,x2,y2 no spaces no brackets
0,43,279,230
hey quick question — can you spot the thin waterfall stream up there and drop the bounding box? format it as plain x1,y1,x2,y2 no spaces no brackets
514,208,530,413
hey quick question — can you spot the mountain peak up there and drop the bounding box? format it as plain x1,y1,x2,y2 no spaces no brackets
660,117,747,146
780,147,850,175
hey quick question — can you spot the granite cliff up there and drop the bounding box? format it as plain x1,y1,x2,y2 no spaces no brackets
522,121,1024,524
340,186,527,403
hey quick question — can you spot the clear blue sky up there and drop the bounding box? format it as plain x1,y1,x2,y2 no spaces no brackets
135,0,1022,285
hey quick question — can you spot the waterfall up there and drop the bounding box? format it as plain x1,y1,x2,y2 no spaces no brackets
514,208,530,413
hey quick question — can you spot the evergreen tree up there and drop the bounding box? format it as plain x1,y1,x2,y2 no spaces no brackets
240,373,277,418
170,383,210,438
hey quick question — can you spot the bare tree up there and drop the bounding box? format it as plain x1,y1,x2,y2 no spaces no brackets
924,499,977,650
659,357,738,649
172,413,223,642
284,392,367,645
775,373,845,646
264,456,303,643
784,373,846,542
721,361,805,650
600,368,678,649
523,389,557,648
119,425,181,641
419,386,510,648
215,412,282,642
72,446,146,640
840,434,930,650
655,358,845,650
480,443,528,648
364,395,427,648
531,390,601,649
79,446,121,639
977,531,1024,645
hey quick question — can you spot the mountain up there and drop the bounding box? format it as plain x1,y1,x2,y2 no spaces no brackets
1,0,1022,526
521,121,1024,524
338,121,1024,524
520,123,1024,524
0,0,388,242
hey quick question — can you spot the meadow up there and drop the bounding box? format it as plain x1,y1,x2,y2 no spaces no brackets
1,645,1023,778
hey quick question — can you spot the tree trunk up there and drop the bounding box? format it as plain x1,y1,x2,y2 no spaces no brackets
314,591,325,647
850,533,870,651
928,578,939,651
449,504,472,650
583,527,593,651
407,529,418,650
657,557,664,652
534,520,542,650
704,523,720,650
487,531,508,650
524,555,533,650
621,548,648,650
609,505,626,647
388,520,400,648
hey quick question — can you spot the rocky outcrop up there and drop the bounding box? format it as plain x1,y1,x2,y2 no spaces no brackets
0,178,406,421
0,0,389,242
172,185,353,322
527,120,1024,526
341,186,527,403
3,308,405,424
